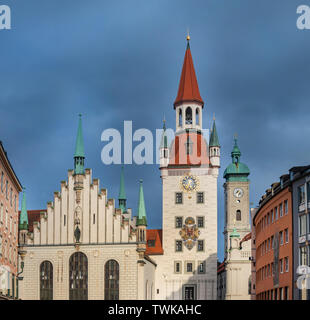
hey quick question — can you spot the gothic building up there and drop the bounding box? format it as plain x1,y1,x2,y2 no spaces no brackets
18,116,156,300
18,37,220,300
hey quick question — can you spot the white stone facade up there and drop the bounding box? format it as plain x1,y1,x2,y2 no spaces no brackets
154,167,219,300
19,168,156,300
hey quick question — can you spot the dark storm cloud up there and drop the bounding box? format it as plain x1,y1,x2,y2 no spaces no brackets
0,0,309,260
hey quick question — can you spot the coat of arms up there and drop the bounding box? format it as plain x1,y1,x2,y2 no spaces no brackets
179,217,200,250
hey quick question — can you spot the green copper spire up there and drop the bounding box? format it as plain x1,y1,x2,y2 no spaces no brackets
160,119,168,149
231,137,241,163
19,188,28,230
74,114,85,175
209,119,220,147
118,166,127,212
136,180,147,226
223,136,250,182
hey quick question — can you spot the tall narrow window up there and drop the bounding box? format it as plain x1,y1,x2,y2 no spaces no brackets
175,192,183,204
105,260,119,300
236,210,241,221
40,261,53,300
69,252,88,300
5,181,8,199
179,109,182,127
185,107,192,125
196,108,199,126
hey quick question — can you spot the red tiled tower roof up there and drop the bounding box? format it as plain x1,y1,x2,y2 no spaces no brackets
174,41,204,108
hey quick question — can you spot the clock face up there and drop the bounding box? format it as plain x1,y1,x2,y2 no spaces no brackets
233,188,243,198
181,175,198,192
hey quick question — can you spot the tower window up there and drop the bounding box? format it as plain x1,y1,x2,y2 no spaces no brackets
174,261,181,274
197,217,204,228
196,108,199,126
175,192,183,204
179,109,182,127
175,217,183,228
175,240,183,252
236,210,241,221
197,192,204,204
198,261,205,274
185,107,192,125
186,262,193,273
197,240,204,252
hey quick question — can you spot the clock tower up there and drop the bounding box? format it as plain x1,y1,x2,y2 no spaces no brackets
154,36,220,300
222,137,251,300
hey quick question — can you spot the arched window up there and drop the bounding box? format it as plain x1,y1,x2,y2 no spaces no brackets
69,252,88,300
105,260,119,300
185,107,192,125
236,210,241,221
196,108,199,126
179,109,182,127
40,261,53,300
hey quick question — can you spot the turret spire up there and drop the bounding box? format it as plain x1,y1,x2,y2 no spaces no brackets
160,118,168,149
209,119,220,147
118,166,127,212
74,114,85,175
136,180,147,226
19,188,28,230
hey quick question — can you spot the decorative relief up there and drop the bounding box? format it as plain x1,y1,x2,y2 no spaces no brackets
179,217,200,250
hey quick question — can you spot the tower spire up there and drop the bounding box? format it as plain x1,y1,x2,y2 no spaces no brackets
74,114,85,175
174,37,204,108
19,188,28,230
136,180,147,226
118,166,127,212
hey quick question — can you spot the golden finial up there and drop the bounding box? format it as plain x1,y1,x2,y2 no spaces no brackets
234,133,238,140
213,113,215,121
186,28,190,41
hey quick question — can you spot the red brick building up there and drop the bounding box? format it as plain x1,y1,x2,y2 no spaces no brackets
0,141,22,297
253,174,293,300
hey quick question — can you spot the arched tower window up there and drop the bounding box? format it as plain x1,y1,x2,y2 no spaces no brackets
236,210,241,221
69,252,88,300
196,108,199,126
40,261,53,300
185,107,192,125
105,260,119,300
179,108,182,127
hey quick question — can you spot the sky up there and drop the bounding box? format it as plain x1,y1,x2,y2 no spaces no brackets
1,0,310,261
